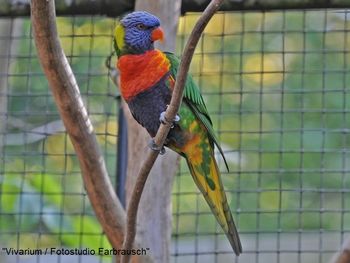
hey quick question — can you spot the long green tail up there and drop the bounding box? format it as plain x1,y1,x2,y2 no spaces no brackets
185,152,242,255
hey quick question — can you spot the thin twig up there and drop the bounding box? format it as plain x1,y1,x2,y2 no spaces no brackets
30,1,145,260
120,1,224,262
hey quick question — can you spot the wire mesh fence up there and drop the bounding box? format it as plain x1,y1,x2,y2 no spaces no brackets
0,16,118,263
0,8,350,263
173,10,350,263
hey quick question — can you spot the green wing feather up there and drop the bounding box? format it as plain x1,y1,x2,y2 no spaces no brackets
165,52,229,171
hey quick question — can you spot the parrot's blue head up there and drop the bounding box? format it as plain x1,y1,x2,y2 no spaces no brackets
114,11,164,56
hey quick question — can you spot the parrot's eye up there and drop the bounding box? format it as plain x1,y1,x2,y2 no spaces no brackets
136,24,147,30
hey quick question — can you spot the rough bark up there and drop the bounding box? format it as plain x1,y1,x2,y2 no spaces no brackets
3,0,350,17
30,2,152,263
122,1,181,263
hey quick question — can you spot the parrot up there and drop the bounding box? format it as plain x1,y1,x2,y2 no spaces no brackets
114,11,242,255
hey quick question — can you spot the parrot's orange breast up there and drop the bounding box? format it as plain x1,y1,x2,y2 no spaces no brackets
117,49,170,101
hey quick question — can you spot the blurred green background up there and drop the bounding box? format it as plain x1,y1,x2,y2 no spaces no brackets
0,10,350,263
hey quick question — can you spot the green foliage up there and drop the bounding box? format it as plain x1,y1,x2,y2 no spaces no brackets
0,172,111,260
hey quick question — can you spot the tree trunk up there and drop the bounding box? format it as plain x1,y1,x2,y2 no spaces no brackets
123,1,181,263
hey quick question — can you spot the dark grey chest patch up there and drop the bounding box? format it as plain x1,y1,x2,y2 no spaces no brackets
127,75,172,137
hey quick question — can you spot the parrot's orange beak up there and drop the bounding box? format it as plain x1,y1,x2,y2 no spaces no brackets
151,27,164,43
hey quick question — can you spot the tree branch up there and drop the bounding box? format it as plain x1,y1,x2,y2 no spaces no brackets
120,1,224,263
329,238,350,263
122,1,182,263
30,2,152,262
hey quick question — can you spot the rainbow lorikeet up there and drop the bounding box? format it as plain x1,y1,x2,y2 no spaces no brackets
114,11,242,255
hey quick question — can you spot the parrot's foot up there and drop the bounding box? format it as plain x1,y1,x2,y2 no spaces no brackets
159,111,180,128
148,138,166,155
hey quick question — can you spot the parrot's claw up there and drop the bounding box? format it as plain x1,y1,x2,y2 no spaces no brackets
159,111,180,128
148,138,166,155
